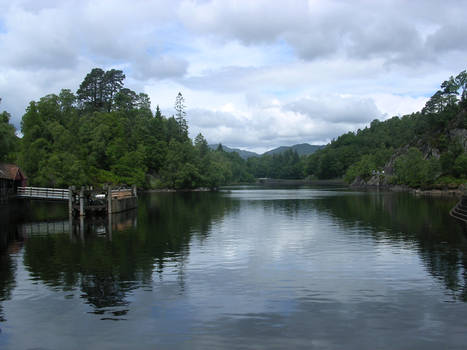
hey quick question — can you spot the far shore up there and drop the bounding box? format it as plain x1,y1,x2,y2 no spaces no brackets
255,178,346,186
145,187,215,193
351,184,464,197
144,179,465,197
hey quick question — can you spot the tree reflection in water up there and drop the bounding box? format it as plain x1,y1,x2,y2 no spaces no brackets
311,191,467,301
3,192,235,320
0,205,21,322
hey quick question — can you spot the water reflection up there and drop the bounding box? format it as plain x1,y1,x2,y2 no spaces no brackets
0,192,236,321
0,203,22,323
224,189,467,303
311,191,467,301
1,189,467,348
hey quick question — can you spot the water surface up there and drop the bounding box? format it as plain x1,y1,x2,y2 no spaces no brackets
0,187,466,349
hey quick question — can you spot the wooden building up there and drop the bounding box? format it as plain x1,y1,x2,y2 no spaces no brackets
0,163,27,202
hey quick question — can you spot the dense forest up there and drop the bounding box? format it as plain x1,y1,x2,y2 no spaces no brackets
246,150,305,179
1,69,466,189
305,69,467,188
1,69,255,189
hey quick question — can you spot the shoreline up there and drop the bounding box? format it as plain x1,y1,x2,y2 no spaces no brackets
256,178,346,186
145,179,347,192
145,187,215,193
351,184,464,197
146,181,464,197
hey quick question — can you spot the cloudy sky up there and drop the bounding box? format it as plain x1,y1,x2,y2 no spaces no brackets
0,0,466,152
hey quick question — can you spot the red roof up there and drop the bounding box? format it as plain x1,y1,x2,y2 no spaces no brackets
0,163,27,181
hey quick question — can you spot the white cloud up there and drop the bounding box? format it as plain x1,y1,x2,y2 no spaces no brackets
367,94,428,118
179,0,467,65
132,55,188,80
179,0,309,44
0,7,78,70
285,95,382,124
186,95,381,152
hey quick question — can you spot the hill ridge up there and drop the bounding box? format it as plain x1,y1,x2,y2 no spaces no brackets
208,143,325,159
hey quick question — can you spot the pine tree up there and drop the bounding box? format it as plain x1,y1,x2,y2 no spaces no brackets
155,105,162,119
174,92,188,139
194,133,209,157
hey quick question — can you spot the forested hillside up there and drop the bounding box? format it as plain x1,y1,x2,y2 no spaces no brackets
208,143,323,160
263,143,324,157
208,144,259,159
7,69,254,189
305,70,467,188
246,149,305,179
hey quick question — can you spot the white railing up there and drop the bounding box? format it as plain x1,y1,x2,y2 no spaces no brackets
17,186,69,200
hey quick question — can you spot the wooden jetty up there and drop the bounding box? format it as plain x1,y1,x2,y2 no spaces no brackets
450,195,467,223
16,185,137,216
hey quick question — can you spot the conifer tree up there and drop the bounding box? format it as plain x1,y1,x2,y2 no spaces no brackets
174,92,188,139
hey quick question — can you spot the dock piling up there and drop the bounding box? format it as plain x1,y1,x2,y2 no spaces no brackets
108,186,112,214
79,187,85,217
68,186,73,215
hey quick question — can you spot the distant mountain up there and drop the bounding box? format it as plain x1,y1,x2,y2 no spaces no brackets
208,144,259,159
209,143,324,159
263,143,325,156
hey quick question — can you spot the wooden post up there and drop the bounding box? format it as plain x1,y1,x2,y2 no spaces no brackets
108,186,112,214
68,187,73,216
79,187,85,217
68,212,73,240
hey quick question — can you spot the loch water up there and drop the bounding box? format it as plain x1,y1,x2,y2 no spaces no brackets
0,186,466,349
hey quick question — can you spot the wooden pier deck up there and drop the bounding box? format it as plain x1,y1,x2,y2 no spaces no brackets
15,186,137,216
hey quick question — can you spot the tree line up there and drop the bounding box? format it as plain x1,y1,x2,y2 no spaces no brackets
0,98,18,163
1,68,466,189
1,69,259,189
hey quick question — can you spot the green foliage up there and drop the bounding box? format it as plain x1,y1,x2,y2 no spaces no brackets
35,153,87,188
111,146,147,187
393,148,440,188
160,140,196,188
77,68,125,112
194,133,209,157
305,70,467,188
0,109,18,162
437,176,467,187
344,149,392,183
306,115,417,180
174,92,188,140
19,68,466,189
440,142,464,175
19,68,254,189
247,149,304,179
344,155,376,183
453,153,467,178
